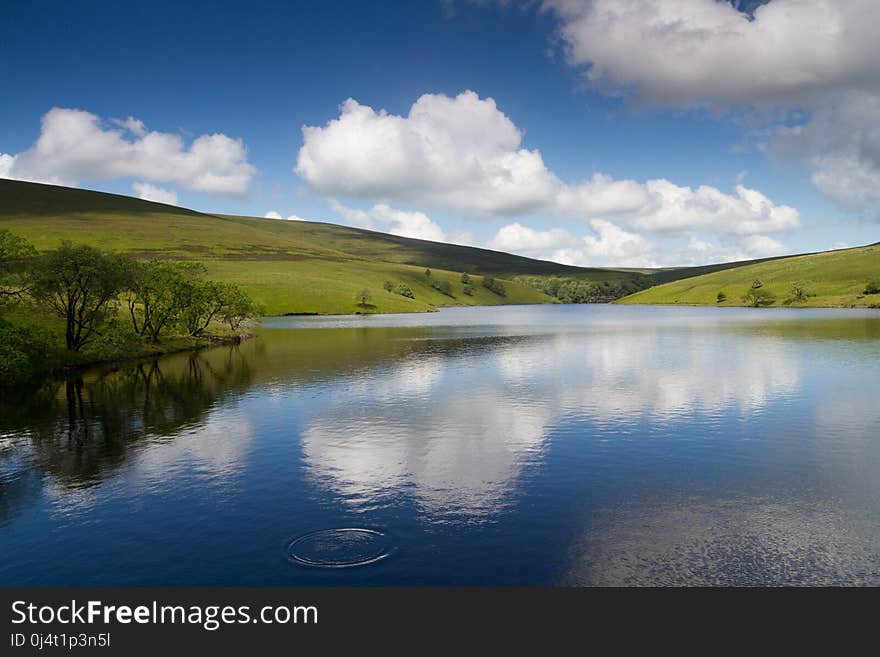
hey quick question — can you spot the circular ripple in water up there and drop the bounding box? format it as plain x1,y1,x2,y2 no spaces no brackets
287,528,393,568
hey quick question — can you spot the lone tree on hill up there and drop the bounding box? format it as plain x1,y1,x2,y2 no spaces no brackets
355,288,372,307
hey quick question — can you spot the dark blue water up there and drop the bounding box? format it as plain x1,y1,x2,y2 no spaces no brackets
2,305,880,585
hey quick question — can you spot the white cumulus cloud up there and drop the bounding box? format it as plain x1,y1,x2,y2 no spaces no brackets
0,107,256,195
331,200,448,242
132,182,178,206
264,211,306,221
542,0,880,107
771,91,880,215
297,91,799,235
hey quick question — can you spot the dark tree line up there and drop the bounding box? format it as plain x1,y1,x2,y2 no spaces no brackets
518,274,650,303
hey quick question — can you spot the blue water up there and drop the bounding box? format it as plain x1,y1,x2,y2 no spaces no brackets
2,305,880,585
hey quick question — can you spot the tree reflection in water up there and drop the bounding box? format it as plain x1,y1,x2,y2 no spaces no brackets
0,347,253,522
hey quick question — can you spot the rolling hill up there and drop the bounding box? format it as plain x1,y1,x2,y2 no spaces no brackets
618,242,880,308
0,179,650,315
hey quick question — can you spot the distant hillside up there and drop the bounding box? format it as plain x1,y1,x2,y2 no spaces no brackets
619,243,880,308
0,179,646,314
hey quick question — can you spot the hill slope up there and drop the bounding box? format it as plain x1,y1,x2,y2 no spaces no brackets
0,179,648,314
618,243,880,308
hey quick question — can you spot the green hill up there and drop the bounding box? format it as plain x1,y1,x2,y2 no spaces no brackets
0,179,647,315
619,243,880,308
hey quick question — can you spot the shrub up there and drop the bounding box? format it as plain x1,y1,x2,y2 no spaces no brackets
716,291,726,303
384,281,414,299
432,279,453,296
742,288,776,307
482,276,506,297
395,284,414,299
462,283,474,296
460,272,471,284
0,319,55,386
789,281,811,303
864,280,880,295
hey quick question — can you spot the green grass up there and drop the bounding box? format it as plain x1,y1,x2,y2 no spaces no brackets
1,179,642,315
618,243,880,308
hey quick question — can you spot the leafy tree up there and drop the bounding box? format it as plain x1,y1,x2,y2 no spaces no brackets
742,288,776,307
355,288,372,307
0,229,37,302
221,284,260,332
177,280,238,337
462,283,474,296
29,243,129,350
460,272,470,284
424,269,432,278
789,281,810,302
716,291,727,303
864,280,880,295
125,261,204,342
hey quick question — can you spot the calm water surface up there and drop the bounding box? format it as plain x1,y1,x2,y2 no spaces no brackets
2,305,880,585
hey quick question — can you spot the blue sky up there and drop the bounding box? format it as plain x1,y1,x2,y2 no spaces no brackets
2,0,878,267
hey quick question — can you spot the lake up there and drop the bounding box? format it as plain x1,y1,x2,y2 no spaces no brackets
2,305,880,586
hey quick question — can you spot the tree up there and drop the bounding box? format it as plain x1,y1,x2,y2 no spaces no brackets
460,272,470,284
462,283,474,296
0,229,37,302
864,280,880,295
742,288,776,307
29,243,129,350
424,269,432,278
355,288,372,307
125,261,203,342
716,291,727,303
222,286,260,332
177,280,237,337
789,281,810,302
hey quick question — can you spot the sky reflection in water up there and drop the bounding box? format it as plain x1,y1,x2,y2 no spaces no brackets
1,305,879,585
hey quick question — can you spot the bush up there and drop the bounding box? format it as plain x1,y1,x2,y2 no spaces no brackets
384,281,414,298
462,283,474,296
0,319,55,386
84,318,143,362
742,288,776,307
864,280,880,295
788,281,811,303
460,272,471,284
482,276,506,297
432,279,453,296
716,291,727,303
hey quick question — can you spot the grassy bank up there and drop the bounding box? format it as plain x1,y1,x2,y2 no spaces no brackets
618,243,880,308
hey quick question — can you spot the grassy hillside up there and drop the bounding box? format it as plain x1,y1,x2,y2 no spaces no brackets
0,179,647,314
619,243,880,308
